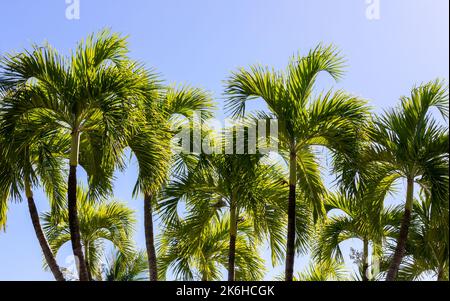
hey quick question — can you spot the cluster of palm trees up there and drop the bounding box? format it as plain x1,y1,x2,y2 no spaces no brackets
0,30,448,281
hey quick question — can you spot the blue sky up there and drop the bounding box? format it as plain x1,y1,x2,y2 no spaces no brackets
0,0,448,280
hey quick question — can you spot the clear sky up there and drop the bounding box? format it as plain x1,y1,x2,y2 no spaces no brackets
0,0,448,280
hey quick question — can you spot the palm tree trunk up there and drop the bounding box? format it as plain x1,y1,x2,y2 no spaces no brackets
437,265,446,281
285,149,297,281
386,177,414,281
68,131,90,281
228,199,237,281
371,240,381,281
84,241,93,281
25,179,65,281
144,193,158,281
362,238,369,281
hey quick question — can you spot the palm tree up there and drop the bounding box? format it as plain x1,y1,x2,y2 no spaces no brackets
315,190,402,281
102,250,149,281
128,85,214,281
367,80,449,280
0,30,150,280
225,44,369,280
395,193,449,281
160,144,288,281
0,114,67,281
158,214,265,281
42,187,135,281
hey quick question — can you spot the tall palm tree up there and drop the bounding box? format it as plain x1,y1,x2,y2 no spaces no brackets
42,187,135,281
0,112,67,281
128,85,214,281
394,193,449,281
158,214,265,281
0,30,150,280
367,80,449,280
225,44,369,280
160,145,288,281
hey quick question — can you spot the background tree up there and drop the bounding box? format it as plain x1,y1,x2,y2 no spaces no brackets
158,214,265,281
394,193,449,281
315,190,402,281
128,84,214,281
102,250,149,281
296,259,348,281
42,187,135,281
160,136,288,281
